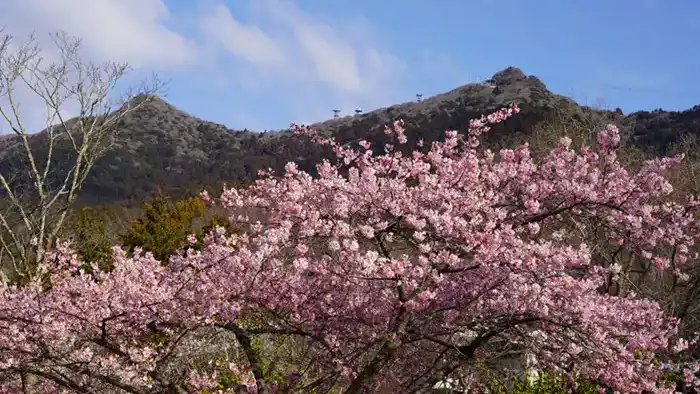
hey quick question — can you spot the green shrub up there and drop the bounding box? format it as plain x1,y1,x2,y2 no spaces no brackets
71,207,113,270
120,191,235,262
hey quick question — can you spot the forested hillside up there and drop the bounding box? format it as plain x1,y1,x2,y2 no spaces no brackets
3,67,699,206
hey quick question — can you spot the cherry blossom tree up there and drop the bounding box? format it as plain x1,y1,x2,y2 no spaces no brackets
0,106,699,393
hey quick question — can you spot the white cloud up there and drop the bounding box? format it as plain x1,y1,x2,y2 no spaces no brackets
198,0,408,124
0,0,202,134
0,0,198,69
294,24,363,92
198,3,286,68
259,1,363,92
0,0,410,132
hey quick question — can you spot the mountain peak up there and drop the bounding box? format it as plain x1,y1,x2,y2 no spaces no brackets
490,67,527,85
130,93,163,105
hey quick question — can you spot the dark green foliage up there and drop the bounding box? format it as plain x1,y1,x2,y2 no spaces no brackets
119,192,206,262
119,191,236,262
71,207,113,269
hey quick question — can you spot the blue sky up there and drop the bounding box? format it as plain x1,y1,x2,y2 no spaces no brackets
0,0,698,133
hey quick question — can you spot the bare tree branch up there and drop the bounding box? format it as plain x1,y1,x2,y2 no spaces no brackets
0,30,163,283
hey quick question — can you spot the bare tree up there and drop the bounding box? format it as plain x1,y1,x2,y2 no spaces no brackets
0,30,161,284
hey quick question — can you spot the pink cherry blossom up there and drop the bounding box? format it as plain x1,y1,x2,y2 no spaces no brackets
1,105,699,393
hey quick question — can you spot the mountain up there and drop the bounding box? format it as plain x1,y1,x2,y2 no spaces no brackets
1,67,699,206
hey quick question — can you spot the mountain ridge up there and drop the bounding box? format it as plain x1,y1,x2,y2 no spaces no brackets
1,66,699,206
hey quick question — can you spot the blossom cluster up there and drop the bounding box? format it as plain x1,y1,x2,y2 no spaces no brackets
1,106,699,392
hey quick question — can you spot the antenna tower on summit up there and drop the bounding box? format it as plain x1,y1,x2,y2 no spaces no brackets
416,93,423,102
332,109,340,118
